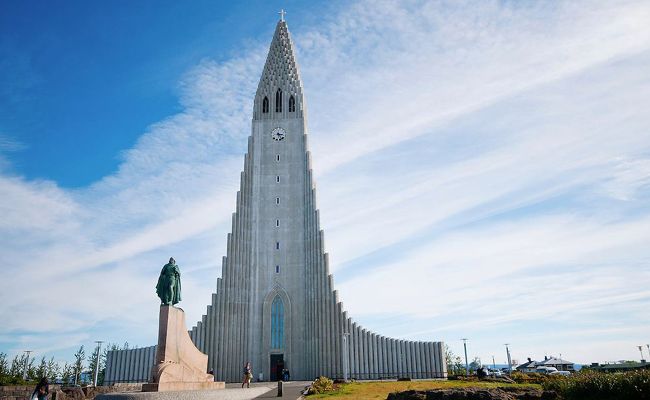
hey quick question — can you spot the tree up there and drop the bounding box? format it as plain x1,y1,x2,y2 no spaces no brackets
88,343,109,386
87,346,98,385
0,352,8,377
469,357,482,373
444,344,454,372
73,346,85,385
36,356,47,379
9,354,22,377
62,362,73,385
47,357,60,382
96,343,120,386
444,344,465,375
26,356,37,381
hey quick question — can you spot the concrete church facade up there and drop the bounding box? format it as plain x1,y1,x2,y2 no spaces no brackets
105,18,446,384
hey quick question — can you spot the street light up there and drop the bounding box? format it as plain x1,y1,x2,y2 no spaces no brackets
461,339,469,376
504,344,512,374
93,341,104,387
22,350,32,381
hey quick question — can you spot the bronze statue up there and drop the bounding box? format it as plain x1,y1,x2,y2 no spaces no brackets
156,257,181,305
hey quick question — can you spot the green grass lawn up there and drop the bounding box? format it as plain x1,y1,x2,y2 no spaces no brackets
309,380,541,399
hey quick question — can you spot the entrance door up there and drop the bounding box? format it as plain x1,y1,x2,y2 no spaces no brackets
270,354,284,381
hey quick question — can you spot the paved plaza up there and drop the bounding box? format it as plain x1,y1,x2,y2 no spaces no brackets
97,381,309,400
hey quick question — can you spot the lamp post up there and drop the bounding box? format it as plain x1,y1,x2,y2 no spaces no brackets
461,339,469,376
504,344,512,374
93,341,104,387
22,350,32,381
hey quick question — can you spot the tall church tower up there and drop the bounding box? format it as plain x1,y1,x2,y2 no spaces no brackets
104,16,446,384
191,17,322,381
186,17,446,382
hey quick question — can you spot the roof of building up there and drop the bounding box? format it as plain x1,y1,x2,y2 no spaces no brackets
516,359,539,370
256,20,303,99
538,357,574,366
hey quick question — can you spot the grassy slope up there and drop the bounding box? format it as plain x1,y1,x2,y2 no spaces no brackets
310,380,542,399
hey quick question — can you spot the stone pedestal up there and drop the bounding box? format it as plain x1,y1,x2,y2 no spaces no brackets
142,306,224,392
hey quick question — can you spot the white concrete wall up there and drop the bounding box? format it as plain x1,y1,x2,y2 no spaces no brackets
104,346,156,384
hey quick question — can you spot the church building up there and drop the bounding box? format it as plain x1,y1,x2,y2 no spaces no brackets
105,16,447,383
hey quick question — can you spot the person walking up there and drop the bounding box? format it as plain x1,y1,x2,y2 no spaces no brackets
31,377,49,400
242,362,252,388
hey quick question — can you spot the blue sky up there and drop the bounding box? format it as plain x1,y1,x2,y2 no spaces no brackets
1,0,650,369
0,0,339,186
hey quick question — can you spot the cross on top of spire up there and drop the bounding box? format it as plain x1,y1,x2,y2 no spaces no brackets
279,9,286,22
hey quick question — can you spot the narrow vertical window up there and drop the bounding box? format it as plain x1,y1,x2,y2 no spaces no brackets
275,265,280,273
276,154,280,162
262,96,269,113
276,175,280,183
276,197,280,205
271,296,284,348
276,242,280,250
275,88,283,112
276,219,280,227
289,96,295,112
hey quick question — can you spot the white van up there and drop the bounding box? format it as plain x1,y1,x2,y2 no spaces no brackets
535,366,558,374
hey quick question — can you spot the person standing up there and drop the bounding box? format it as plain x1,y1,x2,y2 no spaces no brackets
242,362,252,388
31,377,48,400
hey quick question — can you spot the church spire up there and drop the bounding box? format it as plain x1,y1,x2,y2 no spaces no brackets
254,16,304,119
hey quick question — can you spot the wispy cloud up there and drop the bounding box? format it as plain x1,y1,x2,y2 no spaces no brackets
1,0,649,364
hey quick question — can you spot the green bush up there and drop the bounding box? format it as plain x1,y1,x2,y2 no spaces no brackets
0,375,30,386
308,376,334,394
511,371,553,385
542,369,650,400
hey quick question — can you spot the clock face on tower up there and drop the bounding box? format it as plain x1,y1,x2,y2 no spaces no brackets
271,127,286,141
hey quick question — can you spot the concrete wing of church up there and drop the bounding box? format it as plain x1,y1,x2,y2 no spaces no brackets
105,19,447,384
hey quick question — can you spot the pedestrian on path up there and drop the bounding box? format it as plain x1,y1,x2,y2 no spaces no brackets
31,377,48,400
242,362,252,388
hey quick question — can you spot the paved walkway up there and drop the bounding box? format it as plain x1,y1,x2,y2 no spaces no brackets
250,381,309,399
97,386,273,400
97,381,310,400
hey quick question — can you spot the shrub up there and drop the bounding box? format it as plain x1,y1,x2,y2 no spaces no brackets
510,371,528,383
542,369,650,400
511,371,553,385
308,376,334,394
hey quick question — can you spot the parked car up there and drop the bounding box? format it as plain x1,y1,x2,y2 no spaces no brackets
489,369,503,377
535,366,558,374
550,370,571,376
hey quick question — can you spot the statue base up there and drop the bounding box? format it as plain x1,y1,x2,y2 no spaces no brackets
141,382,224,392
145,305,224,392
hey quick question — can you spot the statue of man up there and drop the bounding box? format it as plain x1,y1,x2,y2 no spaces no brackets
156,257,182,306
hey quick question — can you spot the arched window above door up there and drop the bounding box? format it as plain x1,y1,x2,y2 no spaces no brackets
271,295,284,349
